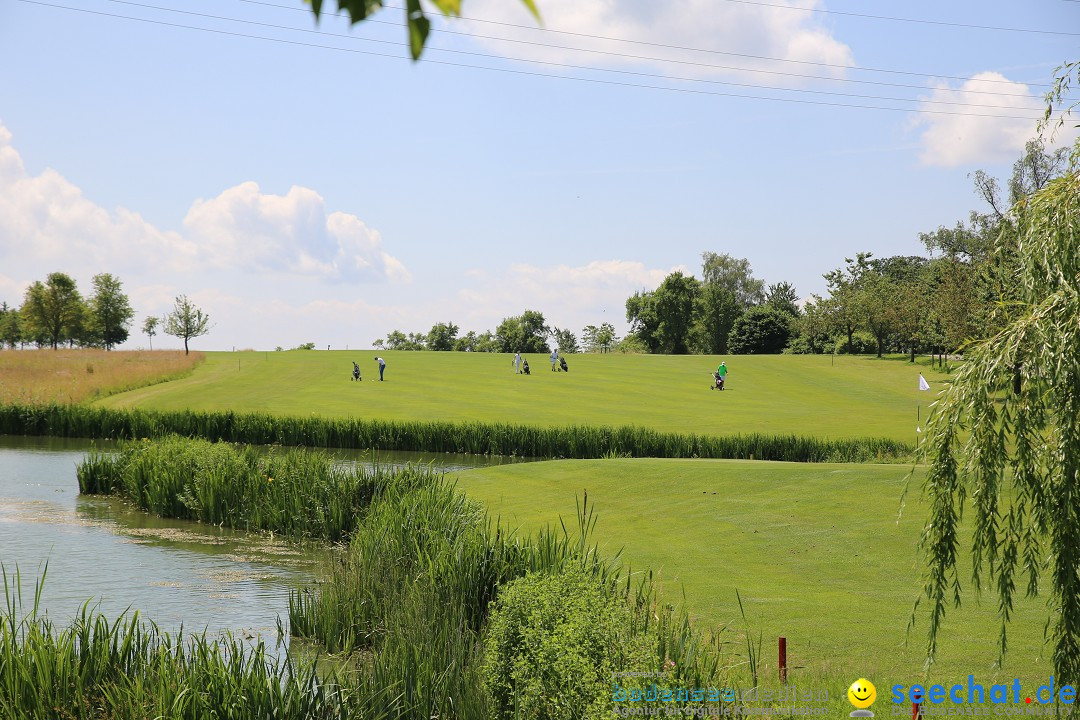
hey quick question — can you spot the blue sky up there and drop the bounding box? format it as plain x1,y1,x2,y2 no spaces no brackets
1,0,1076,351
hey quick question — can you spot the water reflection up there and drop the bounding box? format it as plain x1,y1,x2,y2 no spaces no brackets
0,435,519,654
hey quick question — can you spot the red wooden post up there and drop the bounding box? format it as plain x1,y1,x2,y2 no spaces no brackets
912,692,922,720
778,636,787,684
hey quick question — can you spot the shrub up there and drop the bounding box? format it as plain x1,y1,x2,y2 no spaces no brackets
483,567,653,720
728,306,791,354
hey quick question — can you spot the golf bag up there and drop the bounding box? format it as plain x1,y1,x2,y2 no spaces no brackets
522,359,531,375
712,371,724,390
559,356,568,372
352,363,361,381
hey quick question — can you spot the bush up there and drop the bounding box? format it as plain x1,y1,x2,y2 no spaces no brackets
728,306,791,354
836,330,877,354
483,567,653,720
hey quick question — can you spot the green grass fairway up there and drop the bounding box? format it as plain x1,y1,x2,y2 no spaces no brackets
97,351,946,442
455,459,1048,688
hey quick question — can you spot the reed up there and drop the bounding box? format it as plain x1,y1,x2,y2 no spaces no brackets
2,402,912,462
0,566,353,720
77,435,441,542
0,350,202,405
289,485,731,719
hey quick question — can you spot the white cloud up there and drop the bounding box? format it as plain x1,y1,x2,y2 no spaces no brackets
455,0,854,84
0,123,408,288
911,72,1074,167
183,183,410,283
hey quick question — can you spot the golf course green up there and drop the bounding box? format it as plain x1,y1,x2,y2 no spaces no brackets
454,458,1047,689
91,349,1046,690
97,351,944,442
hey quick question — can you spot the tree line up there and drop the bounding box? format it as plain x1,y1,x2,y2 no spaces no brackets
0,272,211,354
374,314,619,355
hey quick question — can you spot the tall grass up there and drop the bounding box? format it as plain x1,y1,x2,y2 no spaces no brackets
0,566,353,719
77,435,440,542
3,402,911,462
290,484,731,719
0,350,203,405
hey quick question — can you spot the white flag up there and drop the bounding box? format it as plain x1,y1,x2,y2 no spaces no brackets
918,374,930,391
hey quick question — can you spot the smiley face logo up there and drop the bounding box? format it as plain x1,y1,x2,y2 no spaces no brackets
848,678,877,709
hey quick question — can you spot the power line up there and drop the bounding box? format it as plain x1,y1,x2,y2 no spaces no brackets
720,0,1080,38
238,0,1060,89
15,0,1051,121
94,0,1049,111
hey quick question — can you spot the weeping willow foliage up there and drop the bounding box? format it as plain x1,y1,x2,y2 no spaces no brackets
916,169,1080,681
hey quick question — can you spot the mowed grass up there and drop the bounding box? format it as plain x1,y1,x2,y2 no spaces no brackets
97,351,944,442
455,458,1050,688
0,349,203,404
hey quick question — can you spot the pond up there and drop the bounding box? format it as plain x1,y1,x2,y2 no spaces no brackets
0,435,518,652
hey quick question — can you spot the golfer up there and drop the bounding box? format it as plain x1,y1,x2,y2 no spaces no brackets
514,352,522,374
716,361,728,390
375,356,386,381
550,348,558,372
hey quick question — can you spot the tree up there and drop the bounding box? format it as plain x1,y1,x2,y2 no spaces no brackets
626,272,699,354
426,322,459,351
624,290,660,353
917,167,1080,684
728,306,791,354
823,253,872,353
692,283,740,354
765,282,800,318
372,338,385,350
454,331,477,352
163,295,210,355
474,331,499,353
20,272,83,350
88,273,134,350
550,327,579,354
385,330,408,350
700,252,765,309
0,303,20,349
495,311,549,354
581,323,618,353
311,0,539,60
143,316,159,350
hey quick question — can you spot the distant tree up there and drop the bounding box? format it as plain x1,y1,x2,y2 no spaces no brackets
551,327,579,354
728,306,791,354
406,332,427,350
88,273,134,350
163,294,210,355
293,342,317,350
454,331,478,352
385,330,408,350
581,323,618,353
475,330,499,353
0,303,19,349
765,282,800,318
823,253,873,353
372,338,385,350
790,295,831,354
426,322,459,351
20,272,84,350
626,272,699,354
142,316,159,350
692,283,740,354
496,311,549,353
624,290,660,353
701,252,765,308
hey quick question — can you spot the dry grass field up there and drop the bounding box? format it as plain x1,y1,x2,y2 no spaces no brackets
0,349,203,404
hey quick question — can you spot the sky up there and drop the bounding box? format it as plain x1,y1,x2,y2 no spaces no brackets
0,0,1077,351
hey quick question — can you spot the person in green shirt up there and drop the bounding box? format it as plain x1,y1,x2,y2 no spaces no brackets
715,361,728,390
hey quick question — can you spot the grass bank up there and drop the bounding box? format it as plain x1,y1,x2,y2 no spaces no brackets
3,402,911,462
0,349,203,404
96,351,946,443
454,458,1050,688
